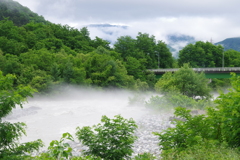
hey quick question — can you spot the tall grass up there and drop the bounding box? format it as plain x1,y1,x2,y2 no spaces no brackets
161,143,240,160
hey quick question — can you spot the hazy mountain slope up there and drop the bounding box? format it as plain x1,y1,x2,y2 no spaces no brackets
0,0,47,26
167,34,196,57
215,37,240,51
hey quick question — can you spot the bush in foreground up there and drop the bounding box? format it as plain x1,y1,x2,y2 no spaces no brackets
76,115,138,160
154,73,240,159
0,71,43,159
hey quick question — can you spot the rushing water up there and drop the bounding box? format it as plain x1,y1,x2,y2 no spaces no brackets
4,86,172,156
4,88,149,145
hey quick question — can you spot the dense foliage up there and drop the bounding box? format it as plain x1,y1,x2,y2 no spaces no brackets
155,64,211,100
212,73,240,147
0,19,166,91
145,92,211,111
0,17,176,92
154,73,240,159
178,41,224,67
114,34,174,69
1,1,240,159
224,49,240,67
76,115,137,160
0,71,43,159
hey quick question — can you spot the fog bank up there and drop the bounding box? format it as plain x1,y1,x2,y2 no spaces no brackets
4,86,157,149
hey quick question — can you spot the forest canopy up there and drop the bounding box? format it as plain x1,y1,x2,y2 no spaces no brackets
1,1,240,159
0,17,240,92
0,19,170,91
0,0,240,93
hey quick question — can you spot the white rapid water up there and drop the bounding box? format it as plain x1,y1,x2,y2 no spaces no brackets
4,87,156,150
4,86,175,158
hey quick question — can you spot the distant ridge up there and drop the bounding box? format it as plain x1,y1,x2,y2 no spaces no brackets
88,24,128,29
166,34,196,57
215,37,240,52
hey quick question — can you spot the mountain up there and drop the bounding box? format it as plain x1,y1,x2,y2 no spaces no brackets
88,24,128,29
0,0,47,26
166,34,196,57
167,34,195,43
215,37,240,51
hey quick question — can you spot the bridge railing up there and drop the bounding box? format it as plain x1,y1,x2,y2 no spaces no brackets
149,67,240,73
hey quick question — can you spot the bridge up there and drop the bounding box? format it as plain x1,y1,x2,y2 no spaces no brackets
149,67,240,79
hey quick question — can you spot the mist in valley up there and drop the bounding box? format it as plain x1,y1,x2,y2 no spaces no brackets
3,85,172,155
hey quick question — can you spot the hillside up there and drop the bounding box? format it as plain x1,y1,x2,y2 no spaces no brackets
166,34,196,57
0,0,47,26
215,37,240,51
0,1,166,92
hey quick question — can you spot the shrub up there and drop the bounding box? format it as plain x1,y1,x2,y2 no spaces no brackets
211,73,240,147
153,107,216,153
47,132,74,159
133,152,156,160
128,93,145,106
0,71,43,159
154,73,240,158
145,92,212,111
75,115,137,160
155,64,211,100
161,142,240,160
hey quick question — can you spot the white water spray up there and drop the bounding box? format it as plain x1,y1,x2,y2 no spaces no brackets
4,86,172,156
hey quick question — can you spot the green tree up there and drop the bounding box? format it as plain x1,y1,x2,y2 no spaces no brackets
42,38,63,51
25,31,37,48
92,36,111,50
153,73,240,158
136,32,157,69
178,41,224,67
17,66,36,85
114,35,138,60
62,60,74,83
47,133,74,160
76,115,137,160
154,107,215,152
50,62,61,81
155,64,211,99
114,33,174,69
0,19,17,38
125,56,145,80
29,70,52,92
224,49,240,67
144,70,157,90
155,41,173,68
0,71,43,159
2,54,22,75
70,67,87,85
0,50,6,72
83,51,135,88
211,73,240,147
20,49,54,73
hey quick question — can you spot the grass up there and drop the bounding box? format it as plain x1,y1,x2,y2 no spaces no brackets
161,143,240,160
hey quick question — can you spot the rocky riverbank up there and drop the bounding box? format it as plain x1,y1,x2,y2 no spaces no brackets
132,112,174,157
69,111,174,158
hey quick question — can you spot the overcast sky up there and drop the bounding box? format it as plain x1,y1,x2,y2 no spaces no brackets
14,0,240,44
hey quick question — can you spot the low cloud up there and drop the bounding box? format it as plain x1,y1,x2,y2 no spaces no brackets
14,0,240,51
83,16,239,45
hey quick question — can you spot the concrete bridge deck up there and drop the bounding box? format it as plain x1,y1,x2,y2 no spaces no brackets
149,67,240,78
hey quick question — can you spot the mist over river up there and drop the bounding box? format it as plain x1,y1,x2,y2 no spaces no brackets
4,86,173,156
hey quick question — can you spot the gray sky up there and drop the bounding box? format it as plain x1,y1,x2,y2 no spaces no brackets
14,0,240,43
